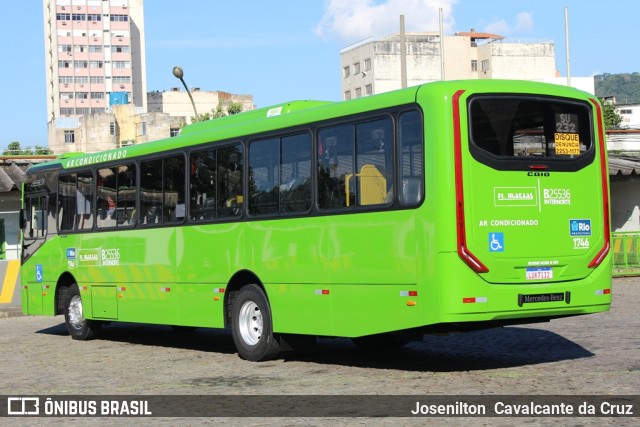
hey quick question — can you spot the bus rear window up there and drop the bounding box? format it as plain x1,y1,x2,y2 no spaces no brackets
469,96,593,164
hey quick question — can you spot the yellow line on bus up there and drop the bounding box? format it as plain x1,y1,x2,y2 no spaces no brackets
0,260,20,304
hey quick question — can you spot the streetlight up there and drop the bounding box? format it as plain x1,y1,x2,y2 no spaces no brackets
172,65,199,123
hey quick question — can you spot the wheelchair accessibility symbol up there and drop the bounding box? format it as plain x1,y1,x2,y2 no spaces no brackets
35,264,43,282
489,233,504,252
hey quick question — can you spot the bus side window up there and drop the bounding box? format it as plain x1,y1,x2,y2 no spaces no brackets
398,110,424,206
24,196,47,239
76,171,94,230
116,164,136,227
318,125,353,209
280,133,311,213
58,174,77,231
318,118,393,210
97,167,118,228
249,138,279,215
356,118,393,206
218,144,243,218
190,144,243,221
163,156,185,224
190,150,216,221
140,159,162,226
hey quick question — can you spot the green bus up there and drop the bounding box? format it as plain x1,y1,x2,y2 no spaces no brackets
20,80,612,361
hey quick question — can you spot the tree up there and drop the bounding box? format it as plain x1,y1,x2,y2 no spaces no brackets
600,100,623,129
2,141,53,156
2,141,23,155
35,145,53,155
189,101,244,123
226,102,243,115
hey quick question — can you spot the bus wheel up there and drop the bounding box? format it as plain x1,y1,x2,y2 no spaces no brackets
231,284,280,361
64,283,101,340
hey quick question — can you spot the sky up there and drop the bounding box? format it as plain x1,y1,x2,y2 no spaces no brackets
1,0,638,150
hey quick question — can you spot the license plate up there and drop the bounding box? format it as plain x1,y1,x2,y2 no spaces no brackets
525,267,553,280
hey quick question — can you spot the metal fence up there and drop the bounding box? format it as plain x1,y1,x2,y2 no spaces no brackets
612,232,640,276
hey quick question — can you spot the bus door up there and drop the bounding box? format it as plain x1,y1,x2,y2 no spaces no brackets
21,193,49,314
456,92,609,284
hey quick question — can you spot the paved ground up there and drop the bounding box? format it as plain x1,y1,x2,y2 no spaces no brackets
0,277,638,426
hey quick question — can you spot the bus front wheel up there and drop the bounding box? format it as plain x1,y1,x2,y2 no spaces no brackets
64,283,101,340
231,284,280,361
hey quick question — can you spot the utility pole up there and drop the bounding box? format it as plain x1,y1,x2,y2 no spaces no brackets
400,15,407,89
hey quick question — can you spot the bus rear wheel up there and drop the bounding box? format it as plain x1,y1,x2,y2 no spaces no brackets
64,283,101,340
231,284,280,361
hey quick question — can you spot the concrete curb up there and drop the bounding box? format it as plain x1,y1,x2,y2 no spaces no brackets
0,306,24,318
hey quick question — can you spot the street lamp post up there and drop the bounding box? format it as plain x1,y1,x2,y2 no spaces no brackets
172,65,199,122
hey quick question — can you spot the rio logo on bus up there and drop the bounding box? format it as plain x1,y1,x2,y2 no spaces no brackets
569,219,591,236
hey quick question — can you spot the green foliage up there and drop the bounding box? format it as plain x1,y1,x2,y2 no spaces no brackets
595,72,640,104
227,102,243,115
190,101,244,123
1,141,53,156
601,101,623,129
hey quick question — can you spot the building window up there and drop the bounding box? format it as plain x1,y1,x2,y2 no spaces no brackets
59,76,74,84
91,92,104,99
89,61,104,69
355,87,362,98
110,122,116,136
112,76,131,84
56,13,71,21
364,58,371,71
343,66,350,78
344,90,351,100
113,61,130,69
72,13,87,21
481,60,490,72
76,108,90,115
61,108,74,115
112,45,130,53
141,122,147,136
74,60,88,69
58,60,71,68
87,14,101,21
110,14,129,22
75,76,89,84
354,62,361,75
88,45,103,53
60,92,74,100
365,84,372,96
58,45,72,53
471,60,478,72
90,76,104,84
170,128,180,137
620,109,632,114
64,130,75,144
75,92,88,100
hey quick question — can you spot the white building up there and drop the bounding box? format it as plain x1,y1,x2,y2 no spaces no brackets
340,30,559,99
616,103,640,129
148,89,254,126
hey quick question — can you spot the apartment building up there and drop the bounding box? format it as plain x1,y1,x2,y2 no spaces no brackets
43,0,146,152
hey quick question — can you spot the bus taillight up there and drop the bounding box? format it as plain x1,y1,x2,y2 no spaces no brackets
453,90,489,273
588,98,611,269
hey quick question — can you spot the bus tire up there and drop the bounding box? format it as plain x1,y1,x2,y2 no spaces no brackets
231,284,280,361
64,283,101,340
